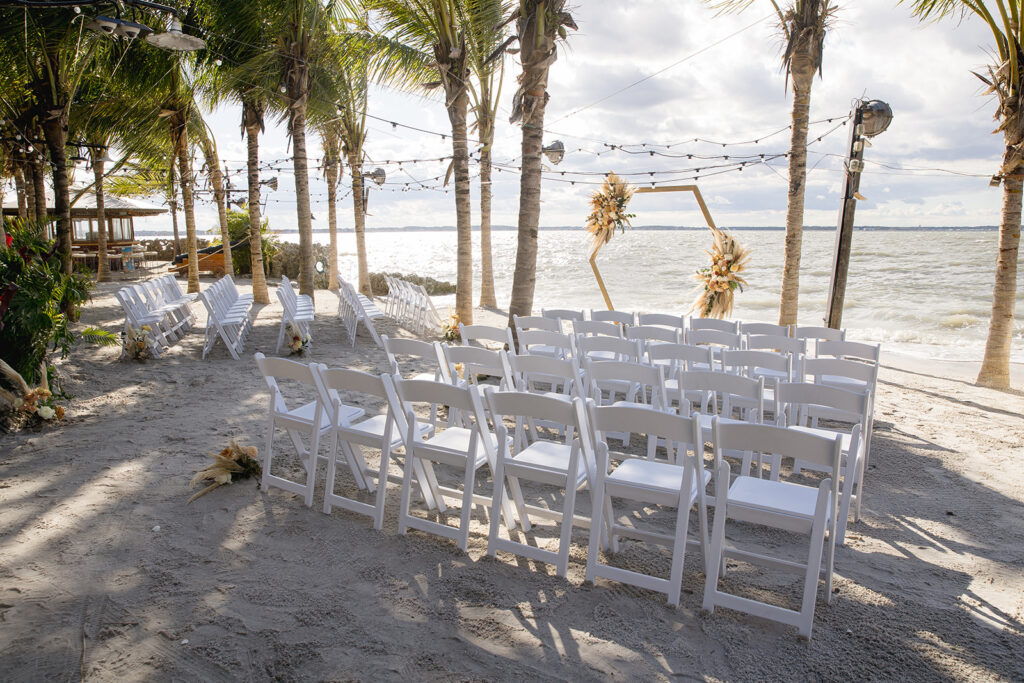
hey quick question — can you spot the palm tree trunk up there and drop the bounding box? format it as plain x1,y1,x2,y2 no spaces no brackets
14,165,27,218
42,114,72,274
348,154,372,297
244,103,270,305
326,159,340,292
976,168,1021,389
208,153,233,277
478,141,496,308
447,90,474,325
31,157,47,230
93,158,110,283
21,162,35,221
291,105,315,299
778,71,812,326
169,165,181,256
171,114,200,293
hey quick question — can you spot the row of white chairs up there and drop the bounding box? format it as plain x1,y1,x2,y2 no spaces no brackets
276,276,314,354
115,274,196,358
255,352,860,639
336,276,384,348
381,275,443,335
199,276,254,360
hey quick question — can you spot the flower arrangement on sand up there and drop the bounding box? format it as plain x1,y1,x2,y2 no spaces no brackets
123,325,153,361
188,441,263,503
442,309,461,342
585,173,636,255
6,385,65,422
285,322,311,356
691,227,751,319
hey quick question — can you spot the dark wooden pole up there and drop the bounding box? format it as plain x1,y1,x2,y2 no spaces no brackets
826,107,866,329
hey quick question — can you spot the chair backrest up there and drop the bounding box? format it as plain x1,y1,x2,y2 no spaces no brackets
775,381,870,429
712,418,842,484
584,358,667,410
745,333,806,356
739,321,792,337
803,357,877,388
721,349,793,380
459,323,513,350
816,340,881,364
794,325,846,343
572,319,623,339
689,317,739,334
627,325,683,346
646,342,714,370
588,403,704,474
502,352,583,398
312,365,388,427
590,309,635,326
513,314,562,335
384,375,492,460
576,334,643,362
687,328,743,349
441,343,506,385
382,335,445,380
542,308,586,323
516,329,575,357
254,351,318,415
637,312,686,330
676,369,763,421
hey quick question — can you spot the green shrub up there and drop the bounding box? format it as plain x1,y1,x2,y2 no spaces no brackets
208,209,279,276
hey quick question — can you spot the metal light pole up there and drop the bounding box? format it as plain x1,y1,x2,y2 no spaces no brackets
825,99,893,329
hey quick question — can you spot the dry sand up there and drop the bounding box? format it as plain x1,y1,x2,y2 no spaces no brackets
1,276,1022,681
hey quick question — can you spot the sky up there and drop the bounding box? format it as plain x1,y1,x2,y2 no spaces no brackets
133,0,1005,234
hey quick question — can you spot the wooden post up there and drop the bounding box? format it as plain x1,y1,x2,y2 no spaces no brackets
825,108,866,330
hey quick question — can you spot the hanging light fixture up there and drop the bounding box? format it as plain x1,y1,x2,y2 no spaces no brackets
542,140,565,165
366,167,386,186
146,16,206,52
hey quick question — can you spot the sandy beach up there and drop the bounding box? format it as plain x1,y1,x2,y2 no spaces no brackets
1,276,1022,681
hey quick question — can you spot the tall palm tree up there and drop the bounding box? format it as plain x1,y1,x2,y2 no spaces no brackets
503,1,576,327
370,0,478,325
462,0,508,308
709,0,836,326
198,127,233,276
907,0,1021,389
320,121,345,291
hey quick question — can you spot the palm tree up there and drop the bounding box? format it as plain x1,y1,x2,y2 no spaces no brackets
709,0,836,326
198,127,233,277
370,0,478,325
907,0,1021,389
462,0,508,308
320,121,345,291
503,1,576,327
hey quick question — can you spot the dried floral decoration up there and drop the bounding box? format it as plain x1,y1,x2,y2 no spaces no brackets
188,441,263,503
442,308,461,342
285,322,311,355
123,325,153,361
585,173,636,255
691,227,751,319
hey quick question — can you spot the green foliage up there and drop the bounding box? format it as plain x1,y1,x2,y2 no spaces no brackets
209,209,279,276
0,225,93,386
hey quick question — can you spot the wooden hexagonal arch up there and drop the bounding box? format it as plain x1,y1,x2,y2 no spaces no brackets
590,184,719,311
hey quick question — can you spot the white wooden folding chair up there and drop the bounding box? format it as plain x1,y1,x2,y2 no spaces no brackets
338,278,384,347
516,329,575,359
817,339,881,365
385,377,515,551
458,323,514,350
745,334,807,379
740,321,792,337
572,319,624,340
276,279,315,354
484,390,596,577
115,288,169,358
703,420,842,639
312,365,433,529
686,328,743,363
199,288,251,360
585,405,710,607
673,370,764,476
689,317,739,334
501,352,584,401
637,312,687,332
254,352,364,507
541,308,586,332
440,343,507,388
590,309,635,326
626,325,683,348
512,314,562,337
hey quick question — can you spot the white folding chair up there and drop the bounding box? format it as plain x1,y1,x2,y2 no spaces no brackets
254,352,364,507
673,370,764,474
637,312,687,332
703,420,842,639
585,405,710,607
590,309,635,326
572,319,624,340
385,377,514,551
512,314,562,336
502,352,584,401
484,390,596,577
459,323,514,350
516,329,575,359
541,308,586,331
740,321,792,337
576,334,642,364
686,328,744,362
440,343,507,388
745,334,807,379
626,325,683,348
689,317,739,334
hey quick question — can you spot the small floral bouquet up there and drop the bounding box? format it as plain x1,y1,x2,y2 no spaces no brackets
691,227,751,319
285,322,311,355
188,440,263,503
123,325,153,361
10,386,65,422
442,309,461,342
585,173,636,256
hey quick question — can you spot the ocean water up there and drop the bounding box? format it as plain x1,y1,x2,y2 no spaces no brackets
198,227,1024,362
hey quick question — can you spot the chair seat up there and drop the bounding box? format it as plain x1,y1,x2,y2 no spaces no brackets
728,475,829,521
790,425,853,453
753,368,788,381
819,375,869,392
511,441,587,486
291,400,364,430
348,414,431,442
524,345,562,358
609,459,711,498
698,414,745,431
423,427,508,466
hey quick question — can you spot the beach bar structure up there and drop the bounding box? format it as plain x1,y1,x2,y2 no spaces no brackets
3,192,166,271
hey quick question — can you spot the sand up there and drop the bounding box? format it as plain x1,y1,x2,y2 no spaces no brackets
1,276,1022,681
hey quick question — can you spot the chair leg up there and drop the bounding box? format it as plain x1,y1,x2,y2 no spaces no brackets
508,476,532,532
459,460,477,552
487,455,508,557
585,470,607,585
372,442,392,531
303,429,320,508
261,419,275,493
702,462,731,613
398,453,416,536
667,498,691,607
557,475,579,578
323,430,339,514
799,486,831,639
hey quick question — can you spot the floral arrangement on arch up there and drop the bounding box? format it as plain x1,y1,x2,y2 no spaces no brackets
585,173,636,255
285,322,311,356
123,325,153,361
691,227,751,319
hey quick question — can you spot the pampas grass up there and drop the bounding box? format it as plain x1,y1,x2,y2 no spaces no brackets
691,227,751,319
188,441,262,503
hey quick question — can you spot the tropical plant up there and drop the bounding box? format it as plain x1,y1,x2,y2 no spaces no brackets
210,208,279,276
708,0,836,327
369,0,480,325
906,0,1021,389
502,0,576,329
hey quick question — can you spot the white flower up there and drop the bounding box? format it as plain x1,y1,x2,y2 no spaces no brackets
37,405,55,420
724,253,733,261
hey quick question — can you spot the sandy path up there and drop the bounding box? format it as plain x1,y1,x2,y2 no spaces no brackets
1,277,1022,681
